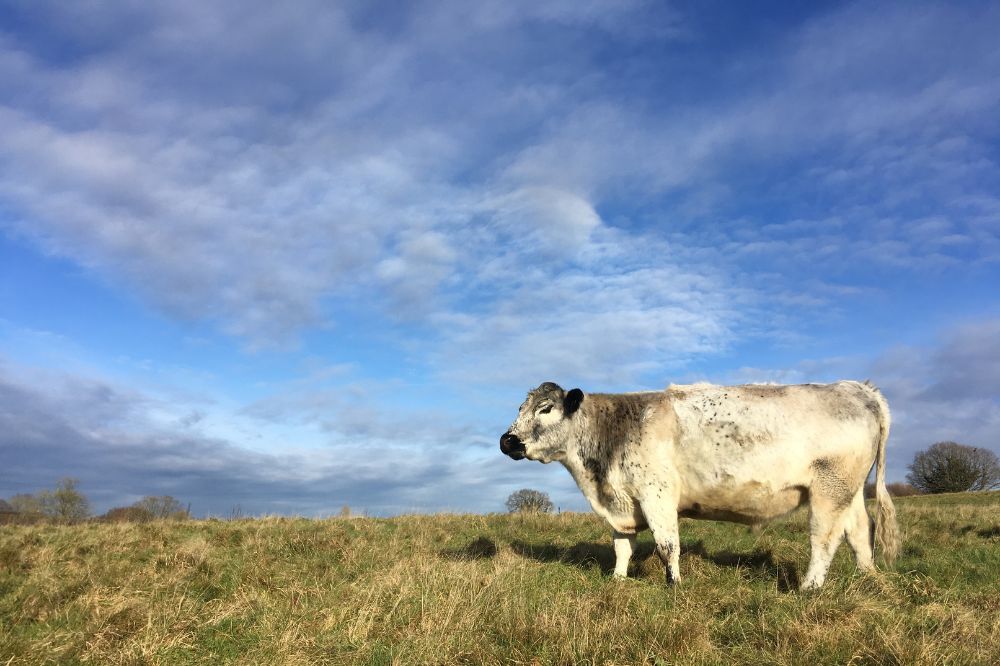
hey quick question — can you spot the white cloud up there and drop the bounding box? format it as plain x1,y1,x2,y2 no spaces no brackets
2,6,994,315
1,1,998,386
430,224,746,388
488,187,602,256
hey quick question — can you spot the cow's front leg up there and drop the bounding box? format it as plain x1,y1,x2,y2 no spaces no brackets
644,507,682,585
612,530,636,578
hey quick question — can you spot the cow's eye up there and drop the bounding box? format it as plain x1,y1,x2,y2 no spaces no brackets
539,405,553,414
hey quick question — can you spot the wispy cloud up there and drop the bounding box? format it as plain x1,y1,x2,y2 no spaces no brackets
2,1,997,361
432,228,745,387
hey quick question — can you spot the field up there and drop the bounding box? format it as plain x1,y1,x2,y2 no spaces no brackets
1,492,998,665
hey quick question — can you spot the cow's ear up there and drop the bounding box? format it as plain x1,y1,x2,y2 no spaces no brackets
564,388,584,416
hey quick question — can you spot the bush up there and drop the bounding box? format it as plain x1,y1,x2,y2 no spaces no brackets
40,478,91,524
5,494,45,522
865,481,923,498
907,442,1000,494
886,482,921,497
133,496,189,520
102,506,155,523
3,480,91,524
506,489,554,514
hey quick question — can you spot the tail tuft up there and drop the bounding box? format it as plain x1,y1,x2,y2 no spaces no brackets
875,482,900,564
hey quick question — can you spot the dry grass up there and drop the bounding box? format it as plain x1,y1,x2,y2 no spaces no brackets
1,492,998,664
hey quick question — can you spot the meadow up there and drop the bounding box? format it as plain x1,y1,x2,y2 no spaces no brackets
1,492,998,665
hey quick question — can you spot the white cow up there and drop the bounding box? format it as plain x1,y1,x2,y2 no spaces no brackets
500,381,900,589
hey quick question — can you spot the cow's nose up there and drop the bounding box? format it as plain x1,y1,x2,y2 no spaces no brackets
500,432,525,459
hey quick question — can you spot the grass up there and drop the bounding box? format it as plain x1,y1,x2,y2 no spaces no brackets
1,492,998,665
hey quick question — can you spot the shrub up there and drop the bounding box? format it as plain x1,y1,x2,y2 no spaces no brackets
5,494,45,523
133,496,189,520
505,489,554,513
886,482,921,497
907,442,1000,494
102,506,155,523
39,478,91,524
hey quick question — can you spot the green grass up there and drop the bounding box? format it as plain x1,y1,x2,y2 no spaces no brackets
2,492,998,664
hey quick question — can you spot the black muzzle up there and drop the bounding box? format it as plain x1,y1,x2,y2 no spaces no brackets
500,432,526,460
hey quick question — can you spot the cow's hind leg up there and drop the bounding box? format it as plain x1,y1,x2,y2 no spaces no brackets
801,501,852,590
801,457,861,590
844,489,875,573
612,530,636,578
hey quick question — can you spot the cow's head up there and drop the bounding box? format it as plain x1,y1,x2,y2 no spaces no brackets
500,382,584,463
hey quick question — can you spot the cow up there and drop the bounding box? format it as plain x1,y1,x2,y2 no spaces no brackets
499,381,900,589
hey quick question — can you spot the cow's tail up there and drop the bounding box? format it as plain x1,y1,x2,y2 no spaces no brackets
865,381,900,565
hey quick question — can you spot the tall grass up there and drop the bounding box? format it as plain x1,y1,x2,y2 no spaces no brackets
1,492,998,664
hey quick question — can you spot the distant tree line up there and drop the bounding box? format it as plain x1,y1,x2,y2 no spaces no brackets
864,481,922,499
0,478,189,525
4,441,998,525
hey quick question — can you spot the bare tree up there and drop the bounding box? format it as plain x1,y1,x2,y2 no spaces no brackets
505,488,554,514
102,506,155,522
906,442,1000,494
133,495,188,519
37,478,91,523
7,493,44,517
885,482,921,497
864,481,923,498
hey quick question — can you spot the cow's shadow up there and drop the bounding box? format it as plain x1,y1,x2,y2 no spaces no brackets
509,539,656,575
441,536,499,560
976,525,1000,539
509,538,800,592
683,540,800,591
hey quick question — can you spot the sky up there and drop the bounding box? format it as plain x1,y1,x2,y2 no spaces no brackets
1,0,998,517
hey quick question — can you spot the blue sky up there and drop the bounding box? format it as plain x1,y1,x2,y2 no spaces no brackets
1,0,998,516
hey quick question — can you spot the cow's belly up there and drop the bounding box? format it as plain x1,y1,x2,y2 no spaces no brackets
678,482,808,525
671,427,836,524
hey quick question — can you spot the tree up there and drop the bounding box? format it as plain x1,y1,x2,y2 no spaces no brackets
37,478,91,523
7,493,44,517
0,499,18,525
906,442,1000,494
102,506,155,523
506,488,554,514
863,481,923,498
885,482,921,497
133,495,188,519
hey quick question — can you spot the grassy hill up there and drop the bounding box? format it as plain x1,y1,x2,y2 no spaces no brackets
2,492,998,664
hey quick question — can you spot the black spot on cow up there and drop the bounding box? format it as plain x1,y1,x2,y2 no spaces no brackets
584,457,606,483
729,425,772,448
